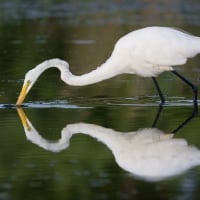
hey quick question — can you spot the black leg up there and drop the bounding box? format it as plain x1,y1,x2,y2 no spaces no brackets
172,70,198,103
152,77,165,104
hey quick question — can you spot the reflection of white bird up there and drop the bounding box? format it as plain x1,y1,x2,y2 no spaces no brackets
17,108,200,181
16,26,198,105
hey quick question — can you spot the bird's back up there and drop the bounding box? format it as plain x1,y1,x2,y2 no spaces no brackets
112,27,200,76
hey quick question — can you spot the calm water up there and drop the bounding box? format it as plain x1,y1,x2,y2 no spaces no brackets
1,1,200,200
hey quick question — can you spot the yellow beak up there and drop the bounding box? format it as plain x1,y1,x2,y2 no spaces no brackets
16,81,30,105
17,108,32,131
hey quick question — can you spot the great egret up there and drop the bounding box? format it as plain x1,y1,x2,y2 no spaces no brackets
17,108,200,181
16,26,199,105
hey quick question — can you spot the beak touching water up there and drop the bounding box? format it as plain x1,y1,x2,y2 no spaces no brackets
16,81,31,106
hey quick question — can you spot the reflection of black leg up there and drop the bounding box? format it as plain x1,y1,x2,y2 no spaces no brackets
172,70,198,103
172,103,198,133
152,77,165,104
152,105,164,128
152,103,198,132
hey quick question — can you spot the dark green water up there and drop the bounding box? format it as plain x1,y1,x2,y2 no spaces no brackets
0,1,200,200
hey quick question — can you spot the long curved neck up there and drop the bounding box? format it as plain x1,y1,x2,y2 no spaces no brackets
37,58,124,86
65,62,122,86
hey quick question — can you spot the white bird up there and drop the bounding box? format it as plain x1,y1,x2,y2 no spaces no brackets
17,108,200,181
16,26,199,105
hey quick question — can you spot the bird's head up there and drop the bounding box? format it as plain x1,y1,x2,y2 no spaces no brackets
16,68,39,106
16,58,70,106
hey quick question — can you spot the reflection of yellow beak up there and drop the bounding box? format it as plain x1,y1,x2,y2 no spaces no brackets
16,81,30,105
17,108,31,131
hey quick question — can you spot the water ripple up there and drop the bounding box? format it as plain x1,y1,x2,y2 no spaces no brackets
0,97,198,109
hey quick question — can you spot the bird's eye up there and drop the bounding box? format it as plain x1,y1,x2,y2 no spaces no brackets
27,80,31,85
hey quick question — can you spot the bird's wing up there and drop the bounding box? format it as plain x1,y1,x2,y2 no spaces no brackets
124,27,200,67
141,34,200,66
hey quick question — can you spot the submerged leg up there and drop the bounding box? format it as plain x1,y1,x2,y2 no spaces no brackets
152,77,165,104
172,70,198,103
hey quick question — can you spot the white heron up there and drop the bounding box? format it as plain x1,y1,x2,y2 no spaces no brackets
17,108,200,181
16,26,199,105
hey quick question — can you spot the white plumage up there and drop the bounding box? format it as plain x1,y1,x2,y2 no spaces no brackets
16,26,199,105
114,27,200,76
